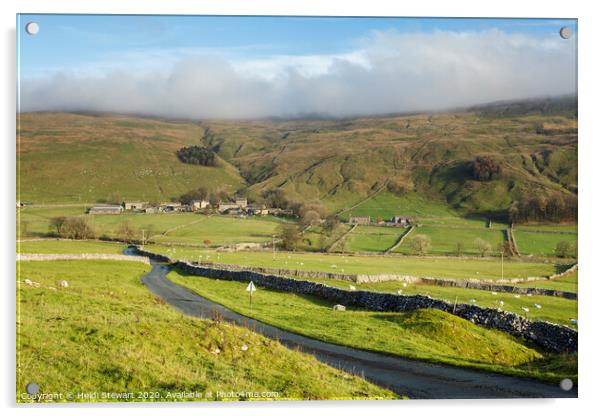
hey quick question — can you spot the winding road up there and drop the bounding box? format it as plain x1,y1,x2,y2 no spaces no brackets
130,250,577,399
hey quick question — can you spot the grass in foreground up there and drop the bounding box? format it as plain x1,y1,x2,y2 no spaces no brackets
168,271,577,384
148,244,559,280
17,260,395,402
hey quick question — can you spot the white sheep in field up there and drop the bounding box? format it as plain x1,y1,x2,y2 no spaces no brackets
349,285,356,291
534,304,542,309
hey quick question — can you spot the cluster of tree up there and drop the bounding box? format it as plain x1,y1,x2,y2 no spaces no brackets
179,186,209,205
176,146,217,166
278,223,303,251
469,156,502,181
508,192,577,224
178,186,233,207
555,241,577,258
50,217,95,240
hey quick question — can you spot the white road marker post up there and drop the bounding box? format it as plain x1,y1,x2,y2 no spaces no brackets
246,281,256,306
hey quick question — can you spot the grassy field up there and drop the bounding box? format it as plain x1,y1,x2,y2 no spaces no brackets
151,215,282,245
282,275,577,327
344,225,402,253
147,244,559,280
18,239,127,254
341,192,507,229
19,207,283,246
169,271,576,383
17,260,395,402
394,225,506,256
515,270,578,293
301,224,352,252
514,230,577,257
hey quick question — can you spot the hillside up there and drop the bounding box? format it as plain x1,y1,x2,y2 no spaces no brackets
17,99,577,218
17,113,245,203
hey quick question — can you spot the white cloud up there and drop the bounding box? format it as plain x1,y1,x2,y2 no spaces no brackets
19,29,577,119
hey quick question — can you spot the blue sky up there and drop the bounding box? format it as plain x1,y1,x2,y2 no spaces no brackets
18,15,577,78
17,15,578,118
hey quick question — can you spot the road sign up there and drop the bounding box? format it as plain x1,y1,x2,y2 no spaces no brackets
246,281,256,306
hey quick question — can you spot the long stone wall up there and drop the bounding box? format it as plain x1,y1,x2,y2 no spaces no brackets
177,259,578,299
132,247,577,353
17,253,150,264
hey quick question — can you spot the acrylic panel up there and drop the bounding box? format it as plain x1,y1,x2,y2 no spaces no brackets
16,14,578,403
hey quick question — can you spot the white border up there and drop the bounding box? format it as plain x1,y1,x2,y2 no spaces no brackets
2,1,601,415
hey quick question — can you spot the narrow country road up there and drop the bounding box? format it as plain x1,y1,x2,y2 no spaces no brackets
130,251,577,399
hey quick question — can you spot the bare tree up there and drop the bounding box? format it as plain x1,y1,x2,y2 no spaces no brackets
474,238,492,257
410,235,431,256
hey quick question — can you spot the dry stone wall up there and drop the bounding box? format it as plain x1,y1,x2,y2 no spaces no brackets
133,247,577,353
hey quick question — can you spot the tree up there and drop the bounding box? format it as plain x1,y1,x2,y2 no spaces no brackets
474,238,492,257
262,188,289,209
470,156,502,181
497,241,513,257
50,216,67,235
410,235,431,256
118,221,137,243
323,215,341,235
278,224,302,251
179,187,209,205
176,146,217,166
555,241,573,258
61,217,95,240
301,210,321,228
454,241,464,257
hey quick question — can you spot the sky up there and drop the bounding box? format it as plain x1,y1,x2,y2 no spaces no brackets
17,15,578,119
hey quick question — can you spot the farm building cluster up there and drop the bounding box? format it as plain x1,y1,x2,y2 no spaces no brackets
348,215,412,227
87,198,294,217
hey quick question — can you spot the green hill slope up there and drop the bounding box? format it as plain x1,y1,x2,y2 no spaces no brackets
17,113,245,203
18,101,577,218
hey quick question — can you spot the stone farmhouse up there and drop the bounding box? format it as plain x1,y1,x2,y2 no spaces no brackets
89,205,123,215
349,216,371,225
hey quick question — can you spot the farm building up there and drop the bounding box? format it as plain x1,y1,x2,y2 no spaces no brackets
89,205,123,215
389,216,412,227
123,201,147,210
349,216,371,225
190,200,210,211
159,202,183,213
218,198,247,213
247,205,269,216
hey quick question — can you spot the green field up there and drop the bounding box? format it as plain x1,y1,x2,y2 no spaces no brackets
169,271,576,383
516,270,578,293
283,275,577,327
394,225,506,256
151,215,282,245
344,225,403,253
341,192,507,229
514,230,577,257
17,260,394,402
19,207,283,246
18,239,127,254
301,224,352,252
146,244,559,280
